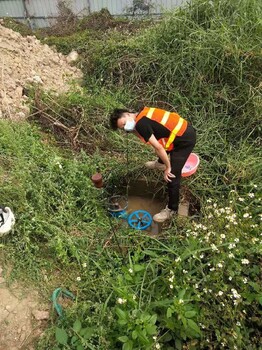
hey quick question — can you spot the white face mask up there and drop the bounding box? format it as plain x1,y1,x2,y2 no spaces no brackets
124,119,136,132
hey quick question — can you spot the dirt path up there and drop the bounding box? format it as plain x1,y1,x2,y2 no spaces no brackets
0,266,49,350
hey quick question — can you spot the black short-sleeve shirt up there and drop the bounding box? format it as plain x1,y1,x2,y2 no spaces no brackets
135,116,170,142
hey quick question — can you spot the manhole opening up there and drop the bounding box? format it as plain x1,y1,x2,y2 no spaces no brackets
106,177,200,235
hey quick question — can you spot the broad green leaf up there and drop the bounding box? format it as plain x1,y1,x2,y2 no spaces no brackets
118,336,129,343
137,329,150,344
181,316,187,328
132,330,138,340
185,311,197,318
149,314,157,324
55,327,68,345
175,338,182,350
116,308,128,320
167,307,173,318
248,281,260,292
146,324,157,335
80,327,94,339
125,274,133,281
77,345,84,350
119,319,128,325
71,335,78,344
73,319,82,332
178,289,186,299
123,340,133,350
133,264,145,272
143,249,158,257
187,319,201,334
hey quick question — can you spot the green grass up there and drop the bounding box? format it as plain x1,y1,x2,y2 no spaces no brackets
0,0,262,349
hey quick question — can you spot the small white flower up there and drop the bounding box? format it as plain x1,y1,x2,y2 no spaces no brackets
82,262,87,268
248,193,254,198
211,244,218,251
76,276,81,281
178,299,184,304
200,253,204,259
238,197,244,202
231,288,241,299
229,276,233,281
56,161,62,169
117,298,127,304
128,268,133,274
241,259,249,265
243,213,250,218
217,263,223,268
253,184,257,188
153,336,157,341
155,343,161,350
183,269,188,274
221,234,226,239
234,238,239,243
133,294,137,300
218,291,223,296
228,243,236,249
175,257,181,263
229,253,235,258
170,284,174,289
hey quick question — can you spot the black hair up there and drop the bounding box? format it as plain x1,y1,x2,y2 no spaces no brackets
109,108,131,130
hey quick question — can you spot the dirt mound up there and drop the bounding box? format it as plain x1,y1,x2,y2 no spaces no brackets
0,22,82,120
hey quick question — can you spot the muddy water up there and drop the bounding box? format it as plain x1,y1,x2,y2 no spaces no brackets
127,195,164,216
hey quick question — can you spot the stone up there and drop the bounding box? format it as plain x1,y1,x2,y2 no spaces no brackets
32,310,50,320
178,200,189,217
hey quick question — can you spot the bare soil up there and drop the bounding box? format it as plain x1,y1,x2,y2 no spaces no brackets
0,266,49,350
0,21,82,121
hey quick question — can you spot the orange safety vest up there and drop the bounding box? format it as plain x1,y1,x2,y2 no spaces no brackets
135,107,188,151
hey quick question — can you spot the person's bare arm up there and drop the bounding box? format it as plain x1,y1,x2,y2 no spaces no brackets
148,135,175,182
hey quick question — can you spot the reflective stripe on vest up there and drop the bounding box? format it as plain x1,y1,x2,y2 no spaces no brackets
165,117,184,150
146,107,155,119
160,111,170,125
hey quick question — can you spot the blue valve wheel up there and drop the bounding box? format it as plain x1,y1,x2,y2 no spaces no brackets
127,210,152,230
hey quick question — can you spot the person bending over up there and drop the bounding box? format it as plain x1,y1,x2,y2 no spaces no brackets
109,106,196,223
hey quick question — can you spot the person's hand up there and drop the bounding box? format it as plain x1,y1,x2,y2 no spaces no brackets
164,167,176,182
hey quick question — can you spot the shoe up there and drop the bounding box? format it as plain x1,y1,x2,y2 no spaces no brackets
145,160,166,171
153,206,175,223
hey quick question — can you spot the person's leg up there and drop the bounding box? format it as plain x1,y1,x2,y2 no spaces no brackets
168,126,196,211
153,126,196,222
